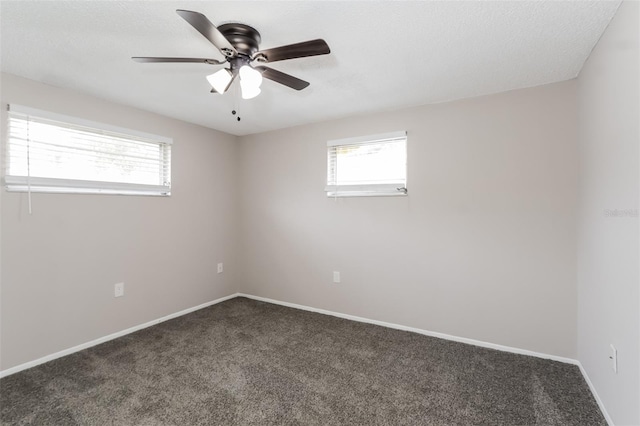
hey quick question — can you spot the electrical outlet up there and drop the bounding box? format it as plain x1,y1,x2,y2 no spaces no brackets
217,263,223,274
114,282,124,298
333,271,341,283
609,344,617,373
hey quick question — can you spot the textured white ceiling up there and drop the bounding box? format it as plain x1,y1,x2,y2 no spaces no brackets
1,1,621,136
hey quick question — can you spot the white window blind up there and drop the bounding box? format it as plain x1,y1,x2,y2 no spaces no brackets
5,104,172,197
326,131,407,197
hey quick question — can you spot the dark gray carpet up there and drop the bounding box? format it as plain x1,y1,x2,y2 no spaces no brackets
1,297,605,425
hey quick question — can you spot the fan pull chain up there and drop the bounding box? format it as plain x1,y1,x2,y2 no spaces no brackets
231,81,241,122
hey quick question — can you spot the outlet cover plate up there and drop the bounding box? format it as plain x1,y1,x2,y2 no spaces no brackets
610,344,617,373
114,282,124,298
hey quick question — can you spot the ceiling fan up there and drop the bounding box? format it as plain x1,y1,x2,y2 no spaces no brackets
133,9,331,100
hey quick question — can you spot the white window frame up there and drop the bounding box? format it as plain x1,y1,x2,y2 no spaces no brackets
4,104,172,196
325,131,407,197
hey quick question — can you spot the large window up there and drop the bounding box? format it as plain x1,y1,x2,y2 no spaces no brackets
326,131,407,197
5,104,172,196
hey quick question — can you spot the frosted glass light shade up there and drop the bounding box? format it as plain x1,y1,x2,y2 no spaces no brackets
239,65,263,88
240,83,261,99
239,65,262,99
206,69,233,94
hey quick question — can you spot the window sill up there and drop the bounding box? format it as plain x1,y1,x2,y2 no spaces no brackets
326,192,407,198
4,176,171,197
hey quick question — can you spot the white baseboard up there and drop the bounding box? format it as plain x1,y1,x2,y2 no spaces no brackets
239,293,615,424
1,291,613,426
238,293,579,365
577,363,615,426
0,293,240,379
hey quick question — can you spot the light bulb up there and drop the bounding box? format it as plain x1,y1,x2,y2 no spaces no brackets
206,68,233,94
239,65,263,88
240,80,261,99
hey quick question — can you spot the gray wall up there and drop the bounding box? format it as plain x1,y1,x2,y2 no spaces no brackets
0,73,240,371
2,6,638,421
576,1,639,425
238,80,579,359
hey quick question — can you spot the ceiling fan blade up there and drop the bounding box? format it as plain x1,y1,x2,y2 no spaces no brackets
255,66,310,91
255,39,330,63
176,9,237,57
132,57,224,65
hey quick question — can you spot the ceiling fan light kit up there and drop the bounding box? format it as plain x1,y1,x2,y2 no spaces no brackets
206,68,233,94
133,9,330,102
239,65,263,99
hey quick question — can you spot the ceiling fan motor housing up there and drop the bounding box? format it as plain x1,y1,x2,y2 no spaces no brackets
218,23,261,57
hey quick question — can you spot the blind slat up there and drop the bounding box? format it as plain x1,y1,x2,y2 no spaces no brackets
8,104,172,144
5,106,172,196
326,132,407,197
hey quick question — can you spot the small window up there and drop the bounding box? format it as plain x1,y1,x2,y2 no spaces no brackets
326,131,407,197
4,104,172,196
